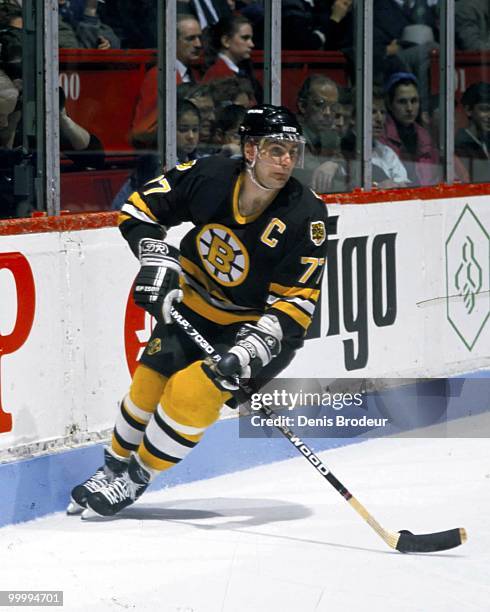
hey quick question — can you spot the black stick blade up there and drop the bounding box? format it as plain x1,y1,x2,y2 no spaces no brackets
396,528,467,553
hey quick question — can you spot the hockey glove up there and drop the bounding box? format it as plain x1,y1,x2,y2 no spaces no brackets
202,356,241,392
134,238,183,323
223,315,283,381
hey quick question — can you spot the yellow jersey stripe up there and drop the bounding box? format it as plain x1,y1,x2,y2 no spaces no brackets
127,192,158,222
117,212,132,226
269,282,320,302
182,283,261,325
269,301,312,330
180,256,230,303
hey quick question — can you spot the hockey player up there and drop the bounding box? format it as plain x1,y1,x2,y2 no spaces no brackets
68,104,329,518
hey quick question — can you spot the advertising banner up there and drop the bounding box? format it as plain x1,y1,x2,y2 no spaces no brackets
0,197,489,456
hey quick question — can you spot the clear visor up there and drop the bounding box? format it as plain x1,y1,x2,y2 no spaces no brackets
252,134,306,169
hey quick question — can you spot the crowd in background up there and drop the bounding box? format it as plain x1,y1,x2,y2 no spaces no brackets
0,0,489,217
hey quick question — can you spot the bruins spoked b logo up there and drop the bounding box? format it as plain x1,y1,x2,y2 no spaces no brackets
197,224,250,286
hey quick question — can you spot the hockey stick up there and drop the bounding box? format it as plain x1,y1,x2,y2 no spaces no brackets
170,306,467,553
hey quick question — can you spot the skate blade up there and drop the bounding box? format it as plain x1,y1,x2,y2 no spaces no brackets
81,507,103,520
66,499,85,515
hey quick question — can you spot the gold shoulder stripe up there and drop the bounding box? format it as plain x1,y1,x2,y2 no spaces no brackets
128,192,158,222
269,302,312,330
269,282,320,302
117,212,132,226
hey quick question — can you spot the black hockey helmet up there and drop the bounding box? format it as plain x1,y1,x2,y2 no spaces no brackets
239,104,304,142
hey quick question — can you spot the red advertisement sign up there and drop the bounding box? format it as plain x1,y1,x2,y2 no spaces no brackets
0,253,35,433
123,285,156,377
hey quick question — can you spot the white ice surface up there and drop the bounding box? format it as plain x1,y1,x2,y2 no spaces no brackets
2,434,489,612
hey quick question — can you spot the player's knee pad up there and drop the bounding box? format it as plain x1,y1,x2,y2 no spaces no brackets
161,360,228,431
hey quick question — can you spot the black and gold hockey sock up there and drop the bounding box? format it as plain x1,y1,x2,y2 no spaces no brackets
111,364,167,458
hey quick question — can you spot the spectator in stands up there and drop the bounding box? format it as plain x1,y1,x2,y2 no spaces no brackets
179,0,232,31
130,15,203,150
335,87,354,137
400,0,439,31
455,0,490,51
176,99,201,163
380,71,440,186
209,2,265,49
203,16,254,76
203,15,262,104
373,0,438,113
209,75,255,110
0,0,21,27
371,87,409,187
427,94,470,183
0,8,22,217
281,0,327,50
0,5,21,149
213,102,246,156
0,69,18,148
175,13,204,84
322,0,354,52
340,87,409,188
95,0,157,49
0,83,104,217
295,74,347,192
58,0,121,49
185,82,217,152
235,76,256,107
112,97,204,210
59,87,105,169
0,8,105,159
297,74,341,151
455,82,490,183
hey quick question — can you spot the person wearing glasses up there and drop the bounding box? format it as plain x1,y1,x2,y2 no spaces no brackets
295,73,347,193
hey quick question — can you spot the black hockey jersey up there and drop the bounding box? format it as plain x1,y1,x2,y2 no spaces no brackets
118,156,328,345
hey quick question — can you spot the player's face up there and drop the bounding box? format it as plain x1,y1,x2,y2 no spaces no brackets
177,19,203,64
177,111,200,156
255,139,301,188
469,103,490,134
223,24,254,62
390,84,420,127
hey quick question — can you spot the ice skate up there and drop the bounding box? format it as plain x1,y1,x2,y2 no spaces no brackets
66,446,129,515
82,454,151,518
